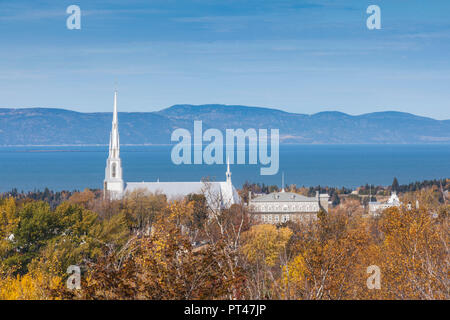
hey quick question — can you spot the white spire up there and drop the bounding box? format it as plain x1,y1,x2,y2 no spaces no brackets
104,90,124,200
113,90,118,125
281,172,285,192
109,91,120,158
226,156,231,184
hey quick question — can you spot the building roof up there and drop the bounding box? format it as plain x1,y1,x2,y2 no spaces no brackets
387,192,401,205
250,191,321,203
124,180,240,209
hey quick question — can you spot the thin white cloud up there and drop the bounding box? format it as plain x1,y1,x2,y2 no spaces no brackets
0,6,164,22
0,9,63,21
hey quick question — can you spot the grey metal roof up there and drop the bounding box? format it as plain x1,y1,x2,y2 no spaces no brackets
125,181,207,199
250,192,317,202
124,181,240,208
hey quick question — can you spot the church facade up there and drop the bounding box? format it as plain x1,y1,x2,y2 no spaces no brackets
103,92,240,209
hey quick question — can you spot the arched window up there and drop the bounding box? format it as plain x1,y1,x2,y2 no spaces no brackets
112,163,117,178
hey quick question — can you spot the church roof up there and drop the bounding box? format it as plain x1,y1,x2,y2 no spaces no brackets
124,181,240,208
126,181,205,198
387,192,401,205
251,192,318,203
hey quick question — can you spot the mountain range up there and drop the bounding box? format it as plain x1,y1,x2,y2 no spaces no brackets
0,104,449,145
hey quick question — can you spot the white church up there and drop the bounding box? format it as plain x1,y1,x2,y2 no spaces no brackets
103,91,241,209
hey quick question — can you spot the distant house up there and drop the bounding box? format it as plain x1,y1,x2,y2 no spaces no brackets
369,191,401,215
248,190,329,224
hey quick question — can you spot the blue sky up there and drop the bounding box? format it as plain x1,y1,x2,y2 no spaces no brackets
0,0,449,119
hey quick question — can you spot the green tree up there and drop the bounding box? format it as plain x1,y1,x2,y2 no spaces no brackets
3,201,58,274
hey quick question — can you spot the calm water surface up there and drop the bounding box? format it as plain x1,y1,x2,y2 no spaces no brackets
0,145,449,192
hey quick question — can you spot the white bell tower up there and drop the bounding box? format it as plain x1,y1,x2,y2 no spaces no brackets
104,91,124,199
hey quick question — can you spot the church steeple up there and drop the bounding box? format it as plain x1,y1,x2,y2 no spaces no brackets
113,90,118,124
104,91,124,199
226,157,232,184
109,91,120,158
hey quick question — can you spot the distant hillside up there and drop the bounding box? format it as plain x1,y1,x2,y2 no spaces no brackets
0,105,449,145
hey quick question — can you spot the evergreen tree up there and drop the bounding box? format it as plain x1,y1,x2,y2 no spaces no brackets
392,177,400,192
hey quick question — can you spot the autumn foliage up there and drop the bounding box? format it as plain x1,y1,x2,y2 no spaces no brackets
0,187,448,300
